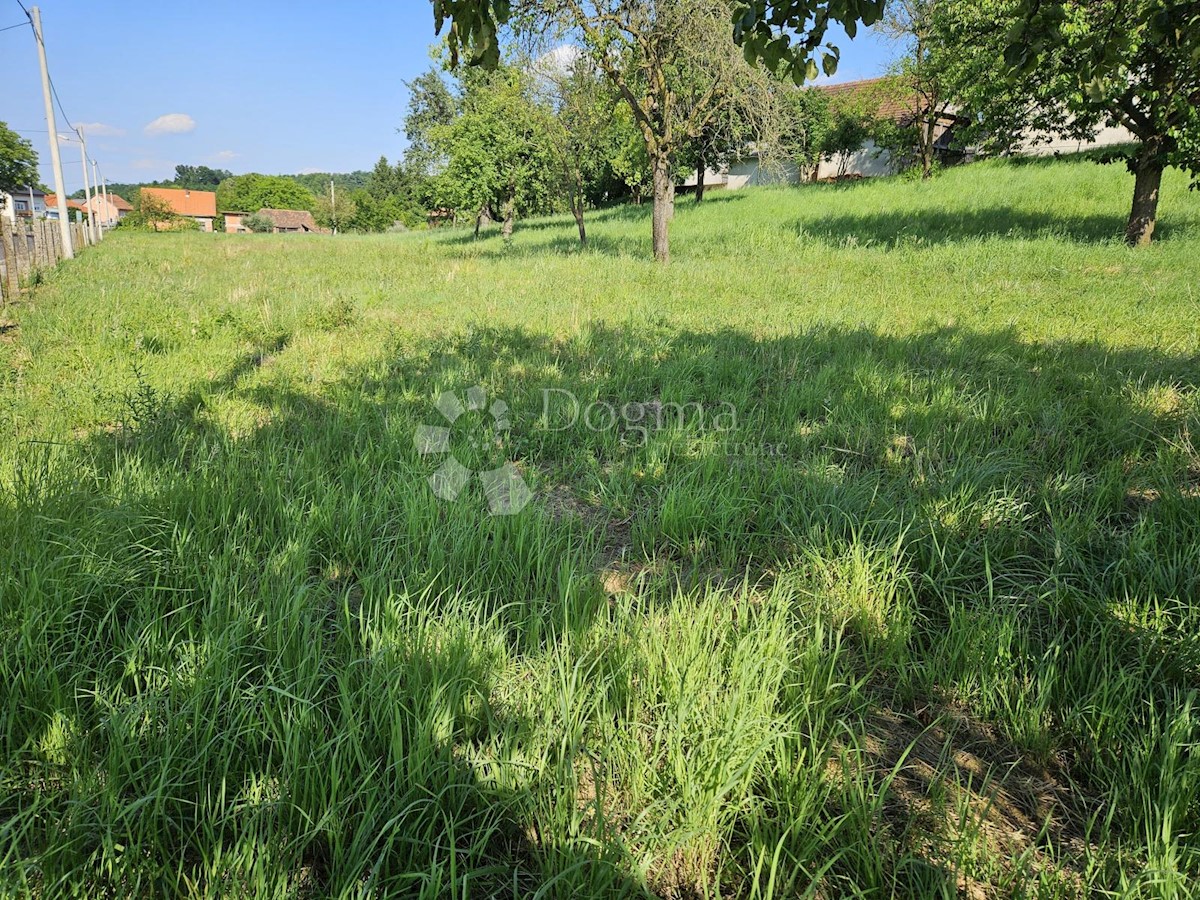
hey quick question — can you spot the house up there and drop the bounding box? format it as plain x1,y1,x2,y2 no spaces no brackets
84,193,132,227
1,186,48,220
224,208,325,234
684,77,966,190
44,195,92,222
684,76,1136,190
222,212,250,233
141,187,217,231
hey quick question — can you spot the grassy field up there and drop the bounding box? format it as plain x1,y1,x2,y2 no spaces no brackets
2,156,1199,897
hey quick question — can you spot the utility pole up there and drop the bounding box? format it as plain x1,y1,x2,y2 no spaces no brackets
330,179,337,235
92,159,103,234
31,6,73,258
100,171,110,229
76,128,96,245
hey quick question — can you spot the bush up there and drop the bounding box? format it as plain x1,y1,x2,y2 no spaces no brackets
243,212,275,233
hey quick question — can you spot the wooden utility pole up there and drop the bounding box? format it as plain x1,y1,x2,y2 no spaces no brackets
330,179,337,235
31,6,73,258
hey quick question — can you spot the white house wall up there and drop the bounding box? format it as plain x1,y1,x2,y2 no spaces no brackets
1016,123,1137,157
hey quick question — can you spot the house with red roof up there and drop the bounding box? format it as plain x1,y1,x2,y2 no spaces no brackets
140,187,217,231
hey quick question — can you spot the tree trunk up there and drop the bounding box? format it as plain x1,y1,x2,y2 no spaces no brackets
1126,144,1165,247
572,198,586,246
696,157,706,203
920,120,935,180
651,153,671,263
501,200,515,241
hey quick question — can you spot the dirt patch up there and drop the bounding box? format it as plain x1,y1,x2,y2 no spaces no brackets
0,320,18,343
844,701,1090,894
540,483,640,594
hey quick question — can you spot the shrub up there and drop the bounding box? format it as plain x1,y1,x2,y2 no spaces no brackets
243,212,275,233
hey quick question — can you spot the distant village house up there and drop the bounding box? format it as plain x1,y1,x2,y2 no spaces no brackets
223,208,325,234
85,193,133,227
141,187,217,231
684,76,1137,191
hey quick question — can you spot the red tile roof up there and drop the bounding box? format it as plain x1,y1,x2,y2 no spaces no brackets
818,76,917,124
259,208,320,231
141,187,217,218
43,195,89,211
107,193,133,211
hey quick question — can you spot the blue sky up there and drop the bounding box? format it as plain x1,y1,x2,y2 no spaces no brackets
2,2,896,191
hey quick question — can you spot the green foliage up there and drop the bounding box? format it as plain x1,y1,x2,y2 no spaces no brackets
243,212,275,233
216,174,316,214
173,165,232,190
780,87,832,178
287,170,371,196
732,0,887,84
342,189,422,232
123,192,199,232
430,65,555,226
1006,0,1200,180
403,68,458,181
0,120,38,196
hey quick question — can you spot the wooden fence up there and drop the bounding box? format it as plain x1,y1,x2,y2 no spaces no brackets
0,217,99,306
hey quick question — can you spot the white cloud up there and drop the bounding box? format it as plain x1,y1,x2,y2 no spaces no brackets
144,113,196,136
533,44,581,77
131,158,174,171
76,122,125,137
211,150,238,161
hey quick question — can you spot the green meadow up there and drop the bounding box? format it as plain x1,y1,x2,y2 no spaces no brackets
2,156,1199,897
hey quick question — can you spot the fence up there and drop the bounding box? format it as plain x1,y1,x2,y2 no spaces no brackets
0,217,99,306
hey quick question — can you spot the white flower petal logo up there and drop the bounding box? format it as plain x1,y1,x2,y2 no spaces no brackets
414,386,532,515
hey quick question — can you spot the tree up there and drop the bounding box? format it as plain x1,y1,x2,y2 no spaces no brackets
534,53,621,243
437,0,810,262
780,86,833,181
126,192,194,232
173,165,232,190
403,68,459,180
430,65,554,239
0,121,39,196
1005,0,1200,245
215,174,316,214
876,0,957,180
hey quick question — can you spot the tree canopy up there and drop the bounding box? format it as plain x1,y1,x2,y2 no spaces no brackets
215,174,317,214
0,121,39,196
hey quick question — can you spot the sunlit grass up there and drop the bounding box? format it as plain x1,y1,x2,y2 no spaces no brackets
1,156,1198,897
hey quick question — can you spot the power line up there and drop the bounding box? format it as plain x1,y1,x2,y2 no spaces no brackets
13,0,30,17
0,19,28,31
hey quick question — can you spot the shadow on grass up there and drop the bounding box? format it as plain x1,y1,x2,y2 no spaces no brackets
795,206,1136,247
7,319,1200,894
429,192,751,258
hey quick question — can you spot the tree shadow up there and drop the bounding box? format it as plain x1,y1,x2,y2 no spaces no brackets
8,317,1199,894
429,192,751,258
794,206,1141,247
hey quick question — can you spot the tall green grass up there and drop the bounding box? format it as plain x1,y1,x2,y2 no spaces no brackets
1,156,1198,897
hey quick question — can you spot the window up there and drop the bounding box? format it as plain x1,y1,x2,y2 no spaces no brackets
15,201,27,211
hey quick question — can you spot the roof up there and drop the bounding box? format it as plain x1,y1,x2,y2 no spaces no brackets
817,76,916,123
44,195,89,211
8,185,47,198
258,208,320,231
108,193,133,211
141,187,217,218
